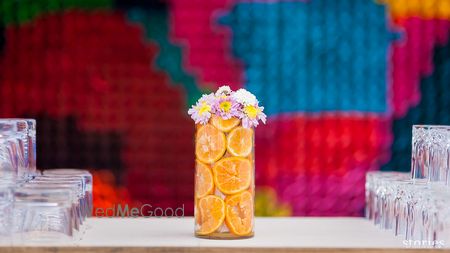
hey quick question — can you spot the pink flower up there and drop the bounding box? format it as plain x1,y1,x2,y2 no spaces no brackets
188,93,216,124
212,96,241,120
241,104,266,128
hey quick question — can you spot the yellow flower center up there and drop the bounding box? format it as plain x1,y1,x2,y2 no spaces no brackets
198,102,211,115
219,101,232,112
244,105,259,119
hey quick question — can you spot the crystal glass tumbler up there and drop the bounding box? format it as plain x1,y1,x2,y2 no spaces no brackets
0,119,27,182
43,169,93,216
412,125,431,181
0,119,36,181
412,125,450,184
12,188,74,243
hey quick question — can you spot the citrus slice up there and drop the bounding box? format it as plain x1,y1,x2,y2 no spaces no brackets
195,161,214,198
211,115,240,132
225,191,254,236
227,127,253,157
196,124,226,163
196,195,226,235
212,157,252,195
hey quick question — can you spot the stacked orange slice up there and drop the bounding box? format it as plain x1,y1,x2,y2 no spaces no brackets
195,118,254,237
195,124,226,164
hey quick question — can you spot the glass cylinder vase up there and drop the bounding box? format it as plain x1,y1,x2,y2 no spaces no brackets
194,116,254,239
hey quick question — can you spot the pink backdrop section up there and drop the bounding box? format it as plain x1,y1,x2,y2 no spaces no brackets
255,114,392,215
169,0,243,89
390,18,450,118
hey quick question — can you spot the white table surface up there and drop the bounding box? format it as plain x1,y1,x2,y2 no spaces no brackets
77,217,405,248
24,217,407,247
2,217,441,252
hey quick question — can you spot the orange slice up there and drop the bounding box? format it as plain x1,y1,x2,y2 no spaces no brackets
195,161,214,198
227,127,253,157
212,157,252,195
211,115,240,132
196,124,226,163
225,191,254,236
196,195,225,235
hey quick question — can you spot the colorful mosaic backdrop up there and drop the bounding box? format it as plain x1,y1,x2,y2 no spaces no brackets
0,0,449,216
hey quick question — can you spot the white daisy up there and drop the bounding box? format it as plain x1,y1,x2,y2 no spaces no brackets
231,89,257,106
215,85,232,97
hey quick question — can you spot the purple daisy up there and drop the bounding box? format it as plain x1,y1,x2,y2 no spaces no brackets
241,104,267,128
188,93,216,124
212,96,242,120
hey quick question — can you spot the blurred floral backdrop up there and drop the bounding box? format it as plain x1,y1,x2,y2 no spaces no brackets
0,0,449,216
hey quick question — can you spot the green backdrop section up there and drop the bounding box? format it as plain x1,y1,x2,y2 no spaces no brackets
127,8,204,107
1,0,112,25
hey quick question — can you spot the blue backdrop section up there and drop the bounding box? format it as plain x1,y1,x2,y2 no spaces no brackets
219,0,395,116
382,40,450,171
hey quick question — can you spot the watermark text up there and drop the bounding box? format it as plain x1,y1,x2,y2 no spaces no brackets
95,204,185,218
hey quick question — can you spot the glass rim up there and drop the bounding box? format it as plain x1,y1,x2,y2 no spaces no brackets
21,185,79,193
413,124,450,129
13,201,69,207
18,185,79,198
22,184,81,193
30,178,84,187
0,121,29,137
24,180,83,186
43,168,91,176
36,175,87,183
13,187,73,195
0,118,35,122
